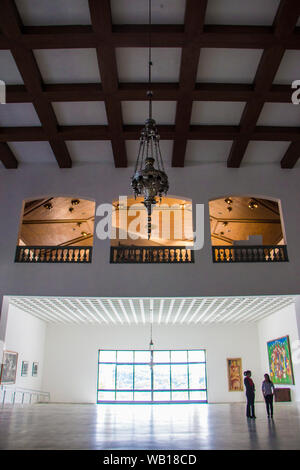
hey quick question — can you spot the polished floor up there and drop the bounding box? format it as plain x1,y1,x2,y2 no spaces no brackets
0,402,300,450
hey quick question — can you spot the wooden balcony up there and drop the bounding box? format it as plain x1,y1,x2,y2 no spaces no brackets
212,245,288,263
110,246,194,264
15,246,92,263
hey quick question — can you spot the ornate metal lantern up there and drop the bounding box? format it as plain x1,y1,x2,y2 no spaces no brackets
131,0,169,240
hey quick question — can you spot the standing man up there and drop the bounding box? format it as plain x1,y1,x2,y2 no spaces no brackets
244,370,256,419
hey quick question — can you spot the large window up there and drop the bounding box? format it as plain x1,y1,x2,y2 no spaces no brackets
97,350,207,403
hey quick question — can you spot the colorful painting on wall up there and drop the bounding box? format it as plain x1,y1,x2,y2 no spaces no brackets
227,358,243,391
0,350,18,384
267,335,294,385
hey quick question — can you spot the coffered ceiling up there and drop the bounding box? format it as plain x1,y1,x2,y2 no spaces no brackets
1,0,300,169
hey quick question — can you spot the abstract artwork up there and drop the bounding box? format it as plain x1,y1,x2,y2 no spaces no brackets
0,350,18,384
267,335,294,385
227,358,243,391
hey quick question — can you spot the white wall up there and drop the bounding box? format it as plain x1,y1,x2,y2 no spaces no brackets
0,163,300,303
42,322,263,404
257,303,300,402
2,304,46,396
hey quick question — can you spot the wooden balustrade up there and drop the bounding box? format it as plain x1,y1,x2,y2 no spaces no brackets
15,246,92,263
110,246,194,264
212,245,288,263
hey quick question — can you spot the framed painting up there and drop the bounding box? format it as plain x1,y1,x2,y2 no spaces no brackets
21,361,29,377
227,358,243,391
32,362,38,377
0,350,18,384
267,335,294,385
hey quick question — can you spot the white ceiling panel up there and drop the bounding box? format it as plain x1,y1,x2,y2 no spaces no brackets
8,295,295,325
0,51,24,85
111,0,186,24
191,101,246,125
116,48,182,83
0,103,41,126
66,140,114,164
15,0,91,25
52,101,108,126
242,141,291,165
122,101,177,125
7,141,55,163
273,51,300,85
33,49,101,84
197,48,263,84
205,0,280,25
185,140,233,164
257,103,300,127
126,140,173,167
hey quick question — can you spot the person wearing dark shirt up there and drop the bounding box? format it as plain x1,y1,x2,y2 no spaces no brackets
244,370,256,419
262,373,275,418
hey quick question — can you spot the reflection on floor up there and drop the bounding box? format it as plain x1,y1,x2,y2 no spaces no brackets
0,402,299,450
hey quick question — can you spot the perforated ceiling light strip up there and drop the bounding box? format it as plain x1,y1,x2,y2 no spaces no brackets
231,297,276,324
187,298,207,324
85,298,109,324
8,295,296,325
244,297,293,324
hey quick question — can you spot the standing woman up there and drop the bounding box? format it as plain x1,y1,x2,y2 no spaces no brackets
262,373,275,418
244,370,256,419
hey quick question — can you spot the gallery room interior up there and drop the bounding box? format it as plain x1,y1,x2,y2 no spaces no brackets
0,0,300,452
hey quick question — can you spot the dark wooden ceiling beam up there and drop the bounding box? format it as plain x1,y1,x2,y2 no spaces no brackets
6,83,294,104
2,25,300,49
0,142,18,168
88,0,127,168
2,124,299,142
172,0,208,167
0,0,72,168
227,0,300,168
281,141,300,168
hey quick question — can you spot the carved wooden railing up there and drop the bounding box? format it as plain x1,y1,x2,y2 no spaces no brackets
110,246,194,263
212,245,288,263
15,246,92,263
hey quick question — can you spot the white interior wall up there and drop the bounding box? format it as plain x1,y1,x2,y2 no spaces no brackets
42,322,263,404
0,163,300,300
1,304,46,402
257,303,300,402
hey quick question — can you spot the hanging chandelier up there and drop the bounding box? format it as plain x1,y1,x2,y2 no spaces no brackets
131,0,169,240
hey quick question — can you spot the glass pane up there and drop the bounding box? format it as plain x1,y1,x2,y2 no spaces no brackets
188,350,205,363
100,350,116,362
134,351,151,363
116,365,133,389
134,365,152,389
171,364,188,389
171,351,187,362
98,391,115,401
117,351,134,363
189,363,206,388
190,390,207,401
134,391,152,402
98,364,116,389
171,391,188,401
116,391,133,401
153,351,170,363
153,391,171,401
153,365,170,389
